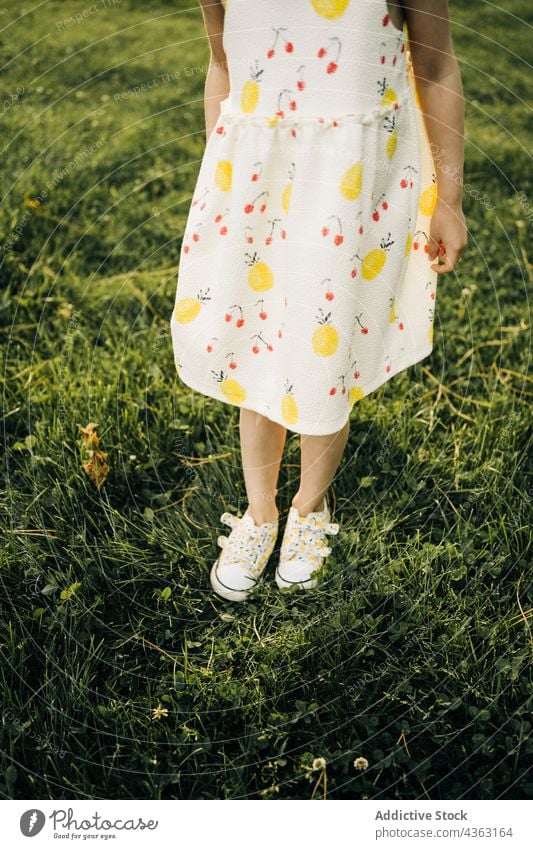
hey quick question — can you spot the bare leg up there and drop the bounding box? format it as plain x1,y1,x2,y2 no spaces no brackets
292,420,350,516
239,409,287,525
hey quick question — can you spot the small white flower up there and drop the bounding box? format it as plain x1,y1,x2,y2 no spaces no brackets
312,757,327,771
151,705,168,720
353,756,369,771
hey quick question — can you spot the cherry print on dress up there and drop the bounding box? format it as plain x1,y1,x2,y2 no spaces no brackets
267,27,294,59
317,36,342,74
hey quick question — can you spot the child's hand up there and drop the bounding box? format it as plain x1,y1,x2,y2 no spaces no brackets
427,199,468,274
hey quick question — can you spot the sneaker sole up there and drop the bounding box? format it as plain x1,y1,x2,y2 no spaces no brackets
210,560,261,602
274,566,318,591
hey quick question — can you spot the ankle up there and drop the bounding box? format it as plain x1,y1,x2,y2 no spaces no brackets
245,496,279,526
291,492,326,517
246,507,279,526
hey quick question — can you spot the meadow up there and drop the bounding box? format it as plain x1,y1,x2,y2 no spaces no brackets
0,0,531,799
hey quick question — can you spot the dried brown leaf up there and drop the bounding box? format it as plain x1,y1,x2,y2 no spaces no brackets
78,422,100,450
82,450,110,490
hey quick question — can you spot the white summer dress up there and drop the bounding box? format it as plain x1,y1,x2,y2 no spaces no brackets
170,0,438,436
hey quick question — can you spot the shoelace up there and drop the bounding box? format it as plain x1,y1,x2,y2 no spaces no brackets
217,512,272,572
283,515,339,562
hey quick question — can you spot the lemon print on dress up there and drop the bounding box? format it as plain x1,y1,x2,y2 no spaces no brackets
382,112,398,160
282,162,295,213
312,0,350,20
386,128,397,160
173,288,211,324
212,369,247,404
245,251,274,292
340,162,362,200
282,182,292,212
281,381,299,425
221,378,246,404
312,308,339,357
379,83,398,158
241,61,264,113
381,88,398,106
419,175,438,216
214,160,232,192
349,385,365,408
381,86,398,109
361,234,395,281
362,249,385,280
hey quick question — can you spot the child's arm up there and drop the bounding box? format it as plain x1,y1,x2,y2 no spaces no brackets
198,0,229,141
403,1,468,274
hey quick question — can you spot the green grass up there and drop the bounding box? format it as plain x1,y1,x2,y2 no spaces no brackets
0,0,531,799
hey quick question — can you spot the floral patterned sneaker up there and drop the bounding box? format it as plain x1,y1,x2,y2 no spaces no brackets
275,498,339,591
210,510,279,602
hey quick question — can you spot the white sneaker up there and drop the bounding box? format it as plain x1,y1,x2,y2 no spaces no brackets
210,510,279,602
275,498,339,591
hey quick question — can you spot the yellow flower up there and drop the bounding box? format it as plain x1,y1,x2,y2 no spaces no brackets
23,192,47,213
151,705,168,720
312,757,327,770
353,756,369,770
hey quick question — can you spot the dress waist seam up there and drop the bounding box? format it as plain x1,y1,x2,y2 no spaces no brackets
218,83,412,128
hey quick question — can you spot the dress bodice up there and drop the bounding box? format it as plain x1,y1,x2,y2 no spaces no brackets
221,0,410,118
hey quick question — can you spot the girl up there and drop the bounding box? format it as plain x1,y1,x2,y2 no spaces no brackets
170,0,467,601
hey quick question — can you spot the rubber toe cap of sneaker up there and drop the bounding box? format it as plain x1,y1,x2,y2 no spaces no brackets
210,561,259,601
275,561,319,589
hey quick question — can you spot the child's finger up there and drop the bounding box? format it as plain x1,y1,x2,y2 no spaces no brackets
427,235,441,260
428,238,447,261
430,245,459,274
